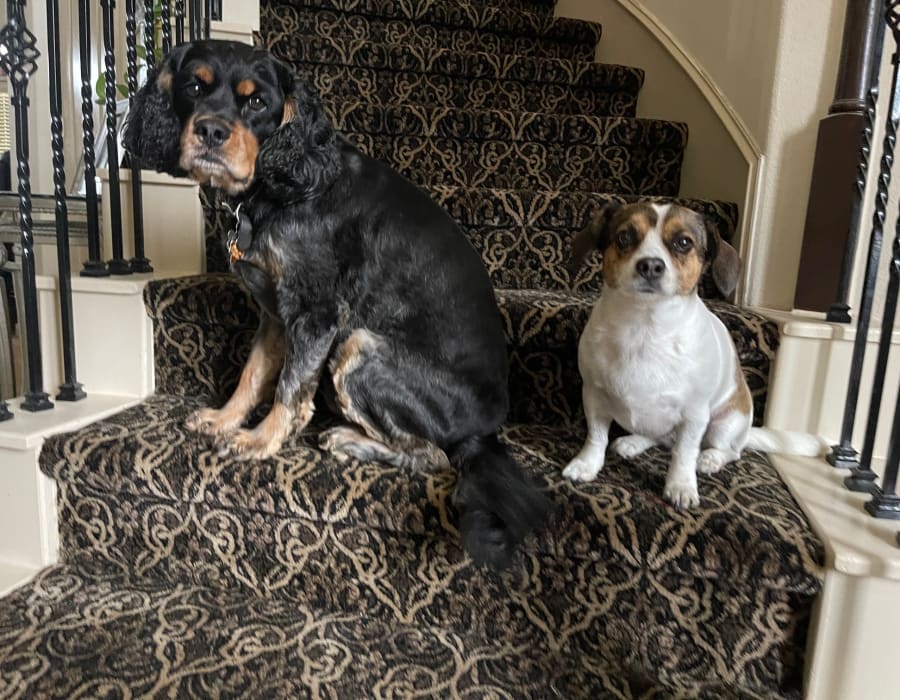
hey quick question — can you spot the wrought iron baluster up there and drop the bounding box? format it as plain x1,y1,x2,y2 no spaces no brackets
46,0,85,401
174,0,184,44
830,1,900,470
863,235,900,516
126,0,152,273
77,0,107,276
203,0,211,38
100,0,130,274
188,0,199,40
0,0,52,411
161,0,171,54
210,0,221,22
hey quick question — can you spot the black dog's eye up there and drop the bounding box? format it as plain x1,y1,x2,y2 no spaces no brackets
184,82,202,98
672,234,693,254
247,95,266,112
615,228,636,250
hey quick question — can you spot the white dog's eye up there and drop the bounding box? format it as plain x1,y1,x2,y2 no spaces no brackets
673,235,693,253
615,228,636,249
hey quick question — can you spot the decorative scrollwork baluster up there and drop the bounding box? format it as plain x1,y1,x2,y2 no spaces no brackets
0,0,52,411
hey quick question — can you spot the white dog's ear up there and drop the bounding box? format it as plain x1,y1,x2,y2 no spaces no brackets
704,218,741,297
568,202,621,277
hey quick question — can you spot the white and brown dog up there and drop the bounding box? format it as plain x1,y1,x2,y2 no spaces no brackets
563,202,825,508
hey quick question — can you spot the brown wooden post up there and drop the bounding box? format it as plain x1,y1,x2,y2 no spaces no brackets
794,0,885,318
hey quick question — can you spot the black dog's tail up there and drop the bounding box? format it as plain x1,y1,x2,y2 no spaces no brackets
449,433,551,569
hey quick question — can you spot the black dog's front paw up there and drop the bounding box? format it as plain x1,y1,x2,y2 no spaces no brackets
215,428,283,461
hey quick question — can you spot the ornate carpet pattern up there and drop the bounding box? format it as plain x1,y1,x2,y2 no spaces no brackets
0,0,823,698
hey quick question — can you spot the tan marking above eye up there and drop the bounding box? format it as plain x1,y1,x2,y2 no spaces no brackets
194,65,214,84
236,79,256,97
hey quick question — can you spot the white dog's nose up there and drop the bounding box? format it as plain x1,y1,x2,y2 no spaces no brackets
636,256,665,281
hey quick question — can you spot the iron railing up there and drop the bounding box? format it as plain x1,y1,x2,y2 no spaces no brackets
830,0,900,539
0,0,214,419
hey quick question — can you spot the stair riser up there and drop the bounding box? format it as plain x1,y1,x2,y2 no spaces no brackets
144,311,583,426
146,293,775,430
264,0,591,46
344,133,683,195
299,62,638,117
141,278,589,425
263,5,597,62
327,104,686,148
56,481,815,694
207,187,737,296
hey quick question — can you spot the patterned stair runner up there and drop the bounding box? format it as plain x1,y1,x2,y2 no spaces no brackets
0,1,824,698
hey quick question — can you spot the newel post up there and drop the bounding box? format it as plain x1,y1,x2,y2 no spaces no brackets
794,0,886,318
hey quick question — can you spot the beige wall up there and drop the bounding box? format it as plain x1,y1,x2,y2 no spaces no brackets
637,0,781,147
556,0,749,216
556,0,848,310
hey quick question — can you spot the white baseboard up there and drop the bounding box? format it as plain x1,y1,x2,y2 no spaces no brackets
753,307,899,462
0,560,40,596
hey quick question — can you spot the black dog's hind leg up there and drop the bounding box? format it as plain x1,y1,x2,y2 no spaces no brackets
319,329,450,470
318,328,549,568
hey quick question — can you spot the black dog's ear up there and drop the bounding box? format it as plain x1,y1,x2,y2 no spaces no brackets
703,216,742,297
257,61,340,200
123,43,192,175
568,201,622,277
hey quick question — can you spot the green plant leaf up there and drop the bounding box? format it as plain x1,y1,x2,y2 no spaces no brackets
95,74,106,104
117,83,129,98
136,45,147,59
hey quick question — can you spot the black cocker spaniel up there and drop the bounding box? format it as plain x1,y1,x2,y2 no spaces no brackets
123,39,548,568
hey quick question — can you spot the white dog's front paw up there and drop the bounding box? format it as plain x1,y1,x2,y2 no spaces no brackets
611,435,655,459
664,479,699,509
563,458,603,483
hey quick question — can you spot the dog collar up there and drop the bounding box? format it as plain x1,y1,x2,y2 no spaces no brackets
222,200,254,263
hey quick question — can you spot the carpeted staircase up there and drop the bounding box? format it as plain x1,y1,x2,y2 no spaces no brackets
0,1,824,697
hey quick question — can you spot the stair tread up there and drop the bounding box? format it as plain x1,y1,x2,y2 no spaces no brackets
263,0,601,61
267,32,639,89
425,185,737,236
0,565,781,698
325,101,686,195
41,390,823,594
262,31,642,117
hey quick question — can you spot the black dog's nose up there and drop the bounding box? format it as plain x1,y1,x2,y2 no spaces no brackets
194,118,231,148
636,257,666,281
